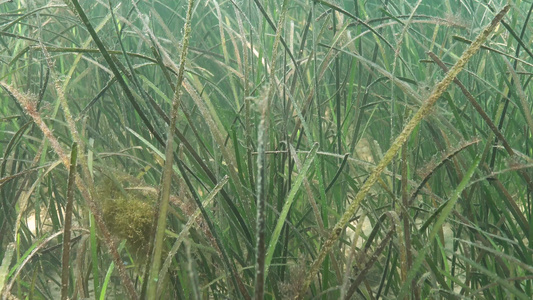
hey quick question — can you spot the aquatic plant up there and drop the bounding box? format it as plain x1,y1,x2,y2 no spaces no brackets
1,0,532,299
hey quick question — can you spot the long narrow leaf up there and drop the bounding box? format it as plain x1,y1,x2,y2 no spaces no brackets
265,142,319,279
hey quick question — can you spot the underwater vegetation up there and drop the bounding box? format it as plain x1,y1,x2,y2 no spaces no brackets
97,175,156,260
1,0,533,299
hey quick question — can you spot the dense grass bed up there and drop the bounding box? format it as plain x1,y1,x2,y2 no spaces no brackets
1,1,532,299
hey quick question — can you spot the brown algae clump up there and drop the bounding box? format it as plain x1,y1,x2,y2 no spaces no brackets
97,177,156,258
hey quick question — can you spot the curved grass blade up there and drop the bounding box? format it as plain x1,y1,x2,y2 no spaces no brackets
397,154,482,298
2,231,63,298
156,175,229,296
65,0,165,146
264,142,318,280
99,240,126,300
450,250,530,300
0,243,15,294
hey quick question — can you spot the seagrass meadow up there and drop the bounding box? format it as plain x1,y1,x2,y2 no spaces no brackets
1,0,533,299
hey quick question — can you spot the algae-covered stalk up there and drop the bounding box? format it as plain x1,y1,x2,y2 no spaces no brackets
254,0,291,298
61,143,77,300
146,0,195,298
295,4,511,299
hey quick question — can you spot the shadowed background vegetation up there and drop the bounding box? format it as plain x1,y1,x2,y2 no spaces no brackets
1,0,532,299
